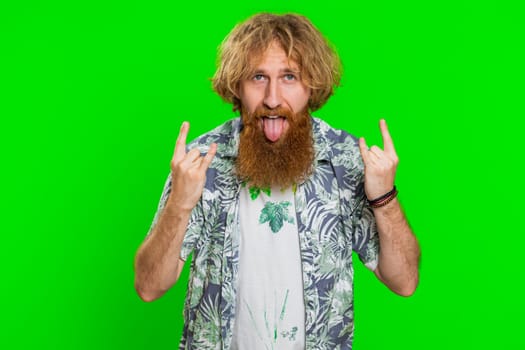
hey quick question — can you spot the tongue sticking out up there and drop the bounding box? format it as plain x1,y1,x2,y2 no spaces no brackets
263,117,285,142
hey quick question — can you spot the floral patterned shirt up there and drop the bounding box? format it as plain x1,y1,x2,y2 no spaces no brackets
149,117,379,349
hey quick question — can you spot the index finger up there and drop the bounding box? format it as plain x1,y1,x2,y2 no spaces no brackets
379,119,397,155
173,121,189,162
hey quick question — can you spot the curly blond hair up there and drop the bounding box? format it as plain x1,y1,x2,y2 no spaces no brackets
212,13,342,112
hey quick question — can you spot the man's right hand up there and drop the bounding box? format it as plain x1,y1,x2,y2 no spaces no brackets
167,122,217,212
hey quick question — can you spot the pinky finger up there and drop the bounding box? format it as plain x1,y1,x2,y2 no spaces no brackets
358,137,370,164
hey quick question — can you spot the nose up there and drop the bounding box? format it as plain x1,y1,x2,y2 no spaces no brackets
263,79,282,110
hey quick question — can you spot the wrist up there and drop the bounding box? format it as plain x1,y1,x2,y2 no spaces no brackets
371,196,399,213
164,197,194,217
367,186,398,208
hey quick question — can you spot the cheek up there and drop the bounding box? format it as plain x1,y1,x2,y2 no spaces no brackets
239,85,264,113
290,89,311,112
247,98,260,114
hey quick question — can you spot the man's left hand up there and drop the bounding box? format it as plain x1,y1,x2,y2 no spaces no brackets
358,119,399,200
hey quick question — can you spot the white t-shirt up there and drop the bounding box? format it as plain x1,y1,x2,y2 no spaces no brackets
231,186,306,350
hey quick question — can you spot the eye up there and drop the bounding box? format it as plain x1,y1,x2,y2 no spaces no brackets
283,73,297,81
253,74,266,81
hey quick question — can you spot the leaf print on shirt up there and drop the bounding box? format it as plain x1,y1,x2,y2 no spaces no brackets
243,289,297,350
249,186,272,200
259,201,295,233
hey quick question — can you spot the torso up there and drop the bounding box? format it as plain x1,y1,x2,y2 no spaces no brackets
231,185,306,350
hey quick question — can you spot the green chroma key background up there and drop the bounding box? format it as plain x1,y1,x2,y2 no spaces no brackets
2,0,523,348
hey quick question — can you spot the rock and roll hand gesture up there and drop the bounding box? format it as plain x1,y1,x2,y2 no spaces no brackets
168,122,217,212
133,122,216,301
358,119,399,201
358,119,420,295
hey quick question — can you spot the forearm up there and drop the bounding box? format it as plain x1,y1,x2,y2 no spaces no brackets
134,200,191,302
374,198,420,296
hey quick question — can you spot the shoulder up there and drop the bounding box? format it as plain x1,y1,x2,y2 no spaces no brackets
311,118,366,207
187,117,241,158
311,117,362,168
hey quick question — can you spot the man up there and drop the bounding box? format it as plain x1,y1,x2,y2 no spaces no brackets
134,13,420,350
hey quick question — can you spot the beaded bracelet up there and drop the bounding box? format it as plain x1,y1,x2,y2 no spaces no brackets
368,186,398,208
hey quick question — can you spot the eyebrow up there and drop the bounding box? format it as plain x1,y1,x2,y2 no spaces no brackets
252,68,300,74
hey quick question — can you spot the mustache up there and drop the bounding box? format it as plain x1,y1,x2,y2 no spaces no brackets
251,106,294,119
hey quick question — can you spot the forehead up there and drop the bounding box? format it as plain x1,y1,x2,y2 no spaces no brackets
250,41,300,72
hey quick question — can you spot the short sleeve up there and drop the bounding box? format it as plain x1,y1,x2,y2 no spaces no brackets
352,195,380,271
180,199,204,261
146,172,204,261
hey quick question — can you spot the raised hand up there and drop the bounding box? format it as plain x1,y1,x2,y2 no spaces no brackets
167,122,217,211
358,119,399,200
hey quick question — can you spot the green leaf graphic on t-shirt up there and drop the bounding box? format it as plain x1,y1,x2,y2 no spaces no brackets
259,201,295,233
249,186,271,200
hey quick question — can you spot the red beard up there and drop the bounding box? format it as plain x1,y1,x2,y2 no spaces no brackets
236,106,314,189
